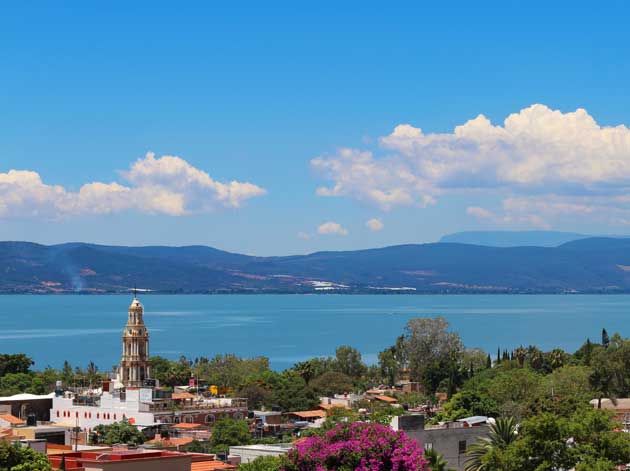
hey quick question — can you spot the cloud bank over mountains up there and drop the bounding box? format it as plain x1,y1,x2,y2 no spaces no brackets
0,153,266,219
4,105,630,232
312,104,630,227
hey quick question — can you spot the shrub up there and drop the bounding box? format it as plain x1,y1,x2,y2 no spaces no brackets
281,422,427,471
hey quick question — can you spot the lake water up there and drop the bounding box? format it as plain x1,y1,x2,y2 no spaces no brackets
0,295,629,372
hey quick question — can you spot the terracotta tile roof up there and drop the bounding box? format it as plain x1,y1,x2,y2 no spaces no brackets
147,436,194,447
0,414,25,425
173,422,206,429
374,395,397,403
191,461,237,471
173,392,196,400
319,403,349,410
288,410,327,419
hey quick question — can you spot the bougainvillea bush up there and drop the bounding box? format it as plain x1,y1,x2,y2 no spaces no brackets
281,422,428,471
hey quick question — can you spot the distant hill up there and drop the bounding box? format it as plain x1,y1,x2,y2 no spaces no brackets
439,231,593,247
4,238,630,293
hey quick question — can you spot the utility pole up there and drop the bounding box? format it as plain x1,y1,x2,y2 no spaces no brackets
72,416,81,452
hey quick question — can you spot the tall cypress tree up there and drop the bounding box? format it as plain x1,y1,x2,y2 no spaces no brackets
602,328,610,348
486,354,492,369
497,347,501,364
584,338,593,365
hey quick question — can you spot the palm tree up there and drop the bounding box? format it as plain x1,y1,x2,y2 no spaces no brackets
424,447,454,471
527,346,544,371
514,346,527,367
464,417,518,471
548,349,566,370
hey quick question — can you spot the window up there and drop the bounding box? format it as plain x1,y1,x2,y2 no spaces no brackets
458,440,467,454
233,412,244,420
205,415,215,424
425,443,433,450
56,411,60,418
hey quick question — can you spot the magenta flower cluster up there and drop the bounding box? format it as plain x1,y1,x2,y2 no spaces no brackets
282,422,428,471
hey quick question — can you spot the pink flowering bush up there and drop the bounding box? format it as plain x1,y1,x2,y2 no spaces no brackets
282,422,428,471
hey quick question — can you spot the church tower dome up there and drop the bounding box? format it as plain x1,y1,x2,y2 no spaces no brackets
118,291,151,388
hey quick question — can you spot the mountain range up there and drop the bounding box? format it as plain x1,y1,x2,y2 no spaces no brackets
4,237,630,294
438,230,593,247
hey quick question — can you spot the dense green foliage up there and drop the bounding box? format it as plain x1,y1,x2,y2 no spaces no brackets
209,417,252,453
91,418,146,446
465,410,630,471
239,455,282,471
0,441,51,471
0,354,106,397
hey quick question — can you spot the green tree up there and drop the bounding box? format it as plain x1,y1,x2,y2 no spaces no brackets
514,346,527,367
92,418,145,446
184,440,212,453
292,357,335,384
270,371,318,412
239,455,281,471
0,353,34,377
602,329,610,349
574,338,596,366
236,382,272,410
309,371,354,397
60,361,74,386
486,368,544,419
334,345,367,379
403,318,464,383
505,410,630,471
590,352,618,409
527,346,545,371
210,417,251,452
542,365,593,416
434,389,499,423
194,354,270,391
547,348,568,370
0,372,37,396
0,441,52,471
378,348,399,386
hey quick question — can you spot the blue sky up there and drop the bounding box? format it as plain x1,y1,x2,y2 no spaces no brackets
2,1,630,255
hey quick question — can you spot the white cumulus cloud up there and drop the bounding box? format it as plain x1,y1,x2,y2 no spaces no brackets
365,218,384,232
466,207,494,219
0,153,266,219
312,104,630,227
317,221,348,236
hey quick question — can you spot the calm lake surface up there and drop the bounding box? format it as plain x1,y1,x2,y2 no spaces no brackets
0,295,628,371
